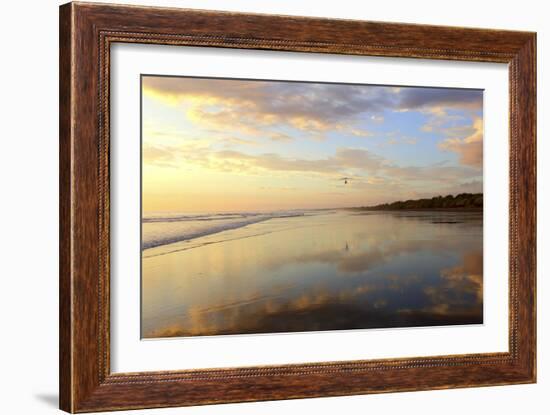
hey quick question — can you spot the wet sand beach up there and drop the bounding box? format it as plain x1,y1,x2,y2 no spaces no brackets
142,210,483,338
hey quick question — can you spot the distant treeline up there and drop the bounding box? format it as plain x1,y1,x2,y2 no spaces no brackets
359,193,483,210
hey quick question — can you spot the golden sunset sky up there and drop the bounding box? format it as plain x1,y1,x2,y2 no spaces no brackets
142,76,483,213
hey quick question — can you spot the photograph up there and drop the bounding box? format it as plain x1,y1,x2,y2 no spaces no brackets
47,1,539,412
141,75,484,338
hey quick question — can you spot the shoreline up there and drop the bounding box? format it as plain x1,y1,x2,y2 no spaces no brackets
142,208,483,254
349,207,483,212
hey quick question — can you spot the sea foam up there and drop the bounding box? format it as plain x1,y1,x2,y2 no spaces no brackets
142,211,308,250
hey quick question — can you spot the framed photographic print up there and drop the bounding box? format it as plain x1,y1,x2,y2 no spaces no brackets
59,2,536,412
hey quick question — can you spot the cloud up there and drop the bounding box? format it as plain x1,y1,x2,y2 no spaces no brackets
143,77,385,137
223,137,259,146
213,147,385,176
397,88,483,112
438,117,483,168
142,77,482,142
142,144,178,167
420,113,466,133
268,132,293,142
143,135,482,199
383,135,418,146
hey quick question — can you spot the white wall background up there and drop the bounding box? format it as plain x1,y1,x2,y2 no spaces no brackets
0,0,546,414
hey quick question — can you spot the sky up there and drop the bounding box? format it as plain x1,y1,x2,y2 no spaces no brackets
142,76,483,213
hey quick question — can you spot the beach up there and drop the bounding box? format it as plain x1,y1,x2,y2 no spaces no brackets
141,209,483,338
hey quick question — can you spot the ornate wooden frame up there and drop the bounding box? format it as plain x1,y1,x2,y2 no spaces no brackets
59,2,536,412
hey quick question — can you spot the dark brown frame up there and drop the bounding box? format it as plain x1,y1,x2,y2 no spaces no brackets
59,2,536,412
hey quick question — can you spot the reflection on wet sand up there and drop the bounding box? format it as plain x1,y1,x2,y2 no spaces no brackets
142,210,483,338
